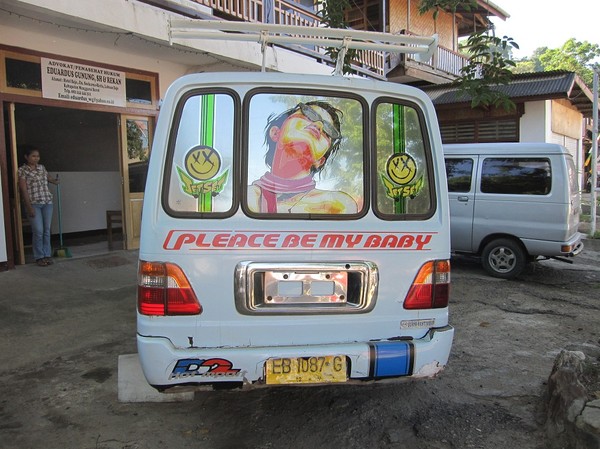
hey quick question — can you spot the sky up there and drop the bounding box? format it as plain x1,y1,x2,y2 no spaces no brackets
489,0,600,59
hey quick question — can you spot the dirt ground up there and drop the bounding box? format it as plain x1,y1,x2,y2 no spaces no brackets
1,244,599,449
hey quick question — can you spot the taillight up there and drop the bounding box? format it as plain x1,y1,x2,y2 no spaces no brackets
404,260,450,309
137,260,202,316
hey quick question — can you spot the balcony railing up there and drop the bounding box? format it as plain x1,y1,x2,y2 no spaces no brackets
190,0,469,79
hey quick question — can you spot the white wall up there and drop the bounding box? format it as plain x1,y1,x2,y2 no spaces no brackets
0,0,333,95
520,101,547,142
47,172,122,235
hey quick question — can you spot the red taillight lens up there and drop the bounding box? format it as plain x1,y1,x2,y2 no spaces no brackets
404,260,451,309
137,261,202,316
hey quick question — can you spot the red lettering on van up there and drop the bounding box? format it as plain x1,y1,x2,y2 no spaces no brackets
162,230,435,251
320,234,345,248
345,234,363,248
248,234,264,247
263,234,279,248
364,234,381,248
282,234,300,247
302,234,318,247
415,234,432,250
163,231,195,250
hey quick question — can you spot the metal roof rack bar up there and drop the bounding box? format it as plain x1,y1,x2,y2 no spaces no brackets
169,19,438,75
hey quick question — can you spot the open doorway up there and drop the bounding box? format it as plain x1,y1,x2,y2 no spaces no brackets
7,103,122,263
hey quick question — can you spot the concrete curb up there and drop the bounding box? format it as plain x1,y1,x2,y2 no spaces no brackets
117,354,195,403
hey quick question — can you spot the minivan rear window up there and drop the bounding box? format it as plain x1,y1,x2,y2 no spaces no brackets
374,101,433,218
166,91,236,216
244,91,365,217
480,158,551,195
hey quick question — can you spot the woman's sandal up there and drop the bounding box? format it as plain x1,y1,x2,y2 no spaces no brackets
44,258,54,265
36,259,48,267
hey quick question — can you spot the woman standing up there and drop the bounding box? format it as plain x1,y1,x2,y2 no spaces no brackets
18,146,59,266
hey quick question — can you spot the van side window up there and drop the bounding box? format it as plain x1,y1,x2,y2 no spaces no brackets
481,158,551,195
245,92,364,216
445,158,473,192
374,101,432,218
166,92,236,215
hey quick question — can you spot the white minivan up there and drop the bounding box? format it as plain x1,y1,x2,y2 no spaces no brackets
444,142,584,279
136,25,453,392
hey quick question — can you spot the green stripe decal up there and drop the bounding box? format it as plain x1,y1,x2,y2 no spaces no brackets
199,94,215,212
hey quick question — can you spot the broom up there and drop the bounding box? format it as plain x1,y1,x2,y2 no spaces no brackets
53,174,72,258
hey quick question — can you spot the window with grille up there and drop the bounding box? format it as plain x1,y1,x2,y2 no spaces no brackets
440,119,518,143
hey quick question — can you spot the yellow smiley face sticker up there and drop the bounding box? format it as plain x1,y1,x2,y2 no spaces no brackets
184,145,222,181
387,153,417,185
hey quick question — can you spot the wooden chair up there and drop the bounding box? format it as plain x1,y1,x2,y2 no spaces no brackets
106,210,123,250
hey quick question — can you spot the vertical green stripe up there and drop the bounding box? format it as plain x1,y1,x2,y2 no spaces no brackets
393,104,406,214
199,94,215,212
201,94,215,147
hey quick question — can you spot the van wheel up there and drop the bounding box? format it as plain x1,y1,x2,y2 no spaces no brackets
481,239,526,279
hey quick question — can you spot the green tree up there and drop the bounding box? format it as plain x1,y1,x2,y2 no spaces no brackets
512,46,547,74
126,120,148,161
419,0,518,111
537,38,600,86
457,31,519,110
316,0,358,74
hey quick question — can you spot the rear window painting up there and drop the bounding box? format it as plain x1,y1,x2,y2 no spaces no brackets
374,101,432,218
245,93,364,216
167,93,235,214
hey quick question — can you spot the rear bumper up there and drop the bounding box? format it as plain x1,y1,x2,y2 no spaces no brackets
137,325,454,390
521,232,584,257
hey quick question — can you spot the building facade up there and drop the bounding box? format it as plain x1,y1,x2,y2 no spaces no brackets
1,0,595,269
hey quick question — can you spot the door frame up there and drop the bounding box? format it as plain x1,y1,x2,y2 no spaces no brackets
119,114,153,250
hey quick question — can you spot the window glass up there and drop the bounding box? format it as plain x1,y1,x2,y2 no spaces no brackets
126,118,151,193
374,102,432,217
246,93,364,216
445,158,473,192
6,58,41,90
167,93,235,214
126,78,152,105
481,158,551,195
566,157,579,194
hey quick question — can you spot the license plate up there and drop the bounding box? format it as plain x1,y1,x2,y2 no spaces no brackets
265,355,347,385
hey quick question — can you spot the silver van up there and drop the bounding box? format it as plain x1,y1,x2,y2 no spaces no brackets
443,143,584,279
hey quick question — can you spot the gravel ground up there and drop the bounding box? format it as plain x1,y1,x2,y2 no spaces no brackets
0,243,599,449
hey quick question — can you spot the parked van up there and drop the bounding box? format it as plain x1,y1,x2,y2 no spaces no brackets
136,68,454,391
443,142,584,279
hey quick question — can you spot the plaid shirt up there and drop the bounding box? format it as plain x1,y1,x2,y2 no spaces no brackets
18,164,53,204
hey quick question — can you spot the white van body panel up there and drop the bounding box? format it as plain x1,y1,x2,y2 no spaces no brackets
137,73,453,389
444,143,583,277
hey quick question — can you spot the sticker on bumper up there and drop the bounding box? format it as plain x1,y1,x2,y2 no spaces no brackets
369,341,414,378
169,358,244,380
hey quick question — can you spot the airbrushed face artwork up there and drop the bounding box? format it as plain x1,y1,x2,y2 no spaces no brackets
269,102,338,177
249,101,358,214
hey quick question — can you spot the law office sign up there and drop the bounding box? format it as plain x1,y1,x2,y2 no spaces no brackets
41,58,126,107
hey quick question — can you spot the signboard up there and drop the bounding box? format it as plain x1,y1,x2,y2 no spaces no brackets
41,58,126,107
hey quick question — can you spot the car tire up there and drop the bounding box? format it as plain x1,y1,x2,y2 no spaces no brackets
481,238,526,279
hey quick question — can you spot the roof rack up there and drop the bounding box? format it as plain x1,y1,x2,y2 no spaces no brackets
169,19,438,76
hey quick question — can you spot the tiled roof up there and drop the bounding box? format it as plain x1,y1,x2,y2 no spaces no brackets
421,71,597,117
